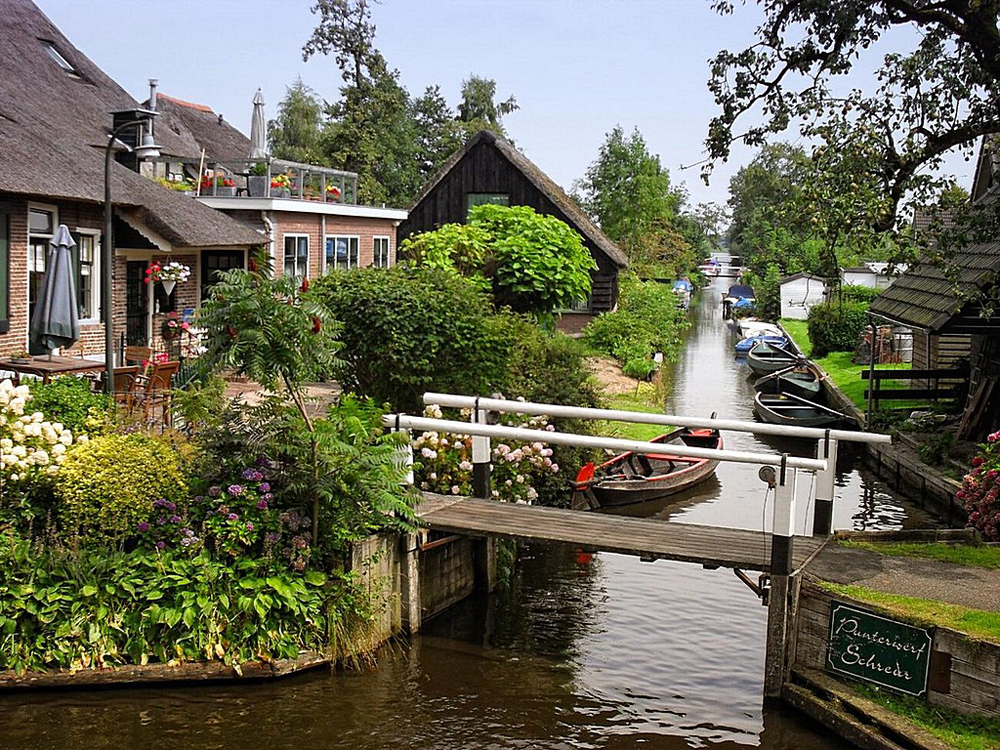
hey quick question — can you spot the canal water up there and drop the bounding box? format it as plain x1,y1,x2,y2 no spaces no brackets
0,278,935,749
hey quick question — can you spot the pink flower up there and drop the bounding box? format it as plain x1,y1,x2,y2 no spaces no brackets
972,456,984,467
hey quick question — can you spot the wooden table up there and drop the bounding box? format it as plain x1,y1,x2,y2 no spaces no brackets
0,355,106,385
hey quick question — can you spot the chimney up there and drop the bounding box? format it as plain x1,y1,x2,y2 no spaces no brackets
148,79,158,111
218,114,224,126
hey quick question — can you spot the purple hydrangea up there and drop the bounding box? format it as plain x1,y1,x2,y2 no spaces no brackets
208,486,222,497
227,513,238,521
138,522,149,532
265,532,280,544
263,492,274,501
259,482,271,493
193,495,204,504
256,499,268,510
169,515,181,524
156,517,167,526
246,522,255,531
155,541,166,550
227,484,244,497
180,537,193,547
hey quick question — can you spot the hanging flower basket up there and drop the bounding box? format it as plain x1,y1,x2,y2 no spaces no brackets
145,261,191,297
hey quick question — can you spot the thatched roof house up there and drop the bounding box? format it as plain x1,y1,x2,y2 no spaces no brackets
398,131,628,332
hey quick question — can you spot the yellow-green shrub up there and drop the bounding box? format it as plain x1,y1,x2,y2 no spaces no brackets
55,434,187,541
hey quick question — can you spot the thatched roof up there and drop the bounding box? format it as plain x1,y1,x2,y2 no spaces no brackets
149,94,254,161
0,0,262,248
411,131,629,268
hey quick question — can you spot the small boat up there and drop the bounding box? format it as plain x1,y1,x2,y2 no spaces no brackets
737,318,783,339
572,426,722,509
735,334,789,353
753,361,825,402
753,391,844,428
746,341,801,376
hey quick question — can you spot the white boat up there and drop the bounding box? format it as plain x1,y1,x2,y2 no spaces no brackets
738,318,783,339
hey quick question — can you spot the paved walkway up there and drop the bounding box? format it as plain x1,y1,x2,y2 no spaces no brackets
805,542,1000,613
223,379,342,416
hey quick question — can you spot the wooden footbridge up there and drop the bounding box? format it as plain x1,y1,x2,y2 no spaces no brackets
417,493,827,573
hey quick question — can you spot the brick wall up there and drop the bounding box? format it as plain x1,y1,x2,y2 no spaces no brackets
272,213,397,278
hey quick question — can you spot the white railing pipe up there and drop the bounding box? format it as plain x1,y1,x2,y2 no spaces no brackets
422,393,891,445
385,415,828,472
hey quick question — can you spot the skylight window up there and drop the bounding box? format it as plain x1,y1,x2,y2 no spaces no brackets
41,41,79,76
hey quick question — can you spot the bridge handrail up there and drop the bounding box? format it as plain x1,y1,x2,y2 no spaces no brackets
386,414,828,472
422,393,891,445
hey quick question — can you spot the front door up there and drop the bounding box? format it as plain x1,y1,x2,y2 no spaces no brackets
125,260,149,346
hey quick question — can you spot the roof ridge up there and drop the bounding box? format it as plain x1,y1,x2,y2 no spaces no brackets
157,93,214,113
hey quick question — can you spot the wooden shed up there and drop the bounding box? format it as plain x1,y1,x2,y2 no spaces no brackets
779,272,827,320
398,131,628,332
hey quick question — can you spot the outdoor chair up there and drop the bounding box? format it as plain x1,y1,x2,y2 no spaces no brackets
134,360,180,427
123,346,154,372
110,366,140,413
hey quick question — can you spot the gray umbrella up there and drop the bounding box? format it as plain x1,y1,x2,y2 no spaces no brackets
249,89,267,159
29,224,80,353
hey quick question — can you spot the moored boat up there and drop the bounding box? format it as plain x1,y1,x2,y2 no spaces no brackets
572,426,722,509
753,361,825,401
752,391,844,427
737,318,783,339
746,340,801,376
735,334,789,353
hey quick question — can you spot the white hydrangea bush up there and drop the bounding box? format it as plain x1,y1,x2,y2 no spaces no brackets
412,402,558,505
0,379,84,487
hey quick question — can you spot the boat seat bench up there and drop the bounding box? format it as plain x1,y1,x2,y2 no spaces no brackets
644,453,702,463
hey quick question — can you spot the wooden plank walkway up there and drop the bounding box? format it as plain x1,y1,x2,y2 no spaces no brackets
417,494,828,573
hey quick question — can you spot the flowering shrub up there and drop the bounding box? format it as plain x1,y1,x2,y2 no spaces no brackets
270,174,290,189
958,430,1000,541
200,174,234,190
0,379,79,490
412,403,558,504
145,261,191,284
326,184,341,199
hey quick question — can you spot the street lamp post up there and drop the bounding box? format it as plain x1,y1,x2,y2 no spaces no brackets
102,116,159,393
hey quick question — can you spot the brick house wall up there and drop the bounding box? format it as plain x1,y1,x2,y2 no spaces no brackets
270,213,397,278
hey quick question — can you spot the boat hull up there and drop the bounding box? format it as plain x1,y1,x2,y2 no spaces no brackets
752,392,841,427
753,363,824,401
573,428,722,509
746,341,800,376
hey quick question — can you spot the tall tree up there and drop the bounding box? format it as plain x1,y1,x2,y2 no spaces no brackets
303,0,379,89
268,79,326,165
456,76,518,139
412,85,464,181
706,0,1000,230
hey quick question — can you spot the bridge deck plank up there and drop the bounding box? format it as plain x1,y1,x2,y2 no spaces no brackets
417,494,827,573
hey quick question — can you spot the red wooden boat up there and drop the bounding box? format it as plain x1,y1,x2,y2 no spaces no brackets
572,426,722,510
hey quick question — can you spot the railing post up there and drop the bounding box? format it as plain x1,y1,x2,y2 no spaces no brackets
765,455,797,698
813,435,837,536
471,404,491,499
770,457,796,577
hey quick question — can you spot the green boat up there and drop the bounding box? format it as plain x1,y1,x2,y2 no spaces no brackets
745,340,801,376
752,361,825,402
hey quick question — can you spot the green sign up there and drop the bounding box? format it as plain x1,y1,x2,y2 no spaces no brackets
826,602,932,696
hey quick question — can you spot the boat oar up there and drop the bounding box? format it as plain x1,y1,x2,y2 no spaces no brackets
780,391,850,419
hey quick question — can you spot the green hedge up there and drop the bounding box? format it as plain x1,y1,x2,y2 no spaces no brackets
807,301,869,357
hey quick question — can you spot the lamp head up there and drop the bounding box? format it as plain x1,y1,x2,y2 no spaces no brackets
134,130,161,160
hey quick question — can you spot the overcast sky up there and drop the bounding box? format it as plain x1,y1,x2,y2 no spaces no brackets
37,0,974,212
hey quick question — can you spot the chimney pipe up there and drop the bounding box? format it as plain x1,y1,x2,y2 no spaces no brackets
218,114,224,126
148,79,158,111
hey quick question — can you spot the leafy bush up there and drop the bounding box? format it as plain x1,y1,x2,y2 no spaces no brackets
840,284,882,304
807,300,869,357
55,433,188,542
958,431,1000,541
25,377,109,435
0,544,333,673
313,265,511,413
583,274,687,378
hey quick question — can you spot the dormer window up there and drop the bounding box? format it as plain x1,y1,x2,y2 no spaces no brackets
41,40,79,78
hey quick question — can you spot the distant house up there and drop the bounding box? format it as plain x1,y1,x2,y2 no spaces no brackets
144,86,407,285
0,0,263,357
869,136,1000,440
398,131,629,333
779,272,827,320
842,261,907,290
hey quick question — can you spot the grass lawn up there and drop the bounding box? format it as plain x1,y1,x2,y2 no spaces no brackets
780,319,912,410
600,389,673,443
838,540,1000,570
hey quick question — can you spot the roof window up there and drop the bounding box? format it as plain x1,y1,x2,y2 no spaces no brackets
41,41,79,77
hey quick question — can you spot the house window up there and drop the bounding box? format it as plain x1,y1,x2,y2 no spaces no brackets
326,236,359,270
201,250,246,300
28,208,55,326
0,209,8,333
283,235,309,278
71,232,98,320
41,40,79,77
467,193,509,216
373,236,391,268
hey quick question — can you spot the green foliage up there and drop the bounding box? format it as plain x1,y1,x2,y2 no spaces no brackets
741,263,783,321
838,541,1000,571
313,265,510,413
807,301,869,357
0,543,335,674
918,432,954,466
25,377,109,435
455,75,518,140
412,84,464,179
840,284,882,304
268,79,326,165
55,434,187,542
583,274,687,378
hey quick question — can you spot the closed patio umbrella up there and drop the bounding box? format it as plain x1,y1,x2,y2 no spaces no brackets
249,89,267,159
29,224,80,353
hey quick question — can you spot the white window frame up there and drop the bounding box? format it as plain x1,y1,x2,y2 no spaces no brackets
283,234,309,279
325,234,360,270
73,228,101,323
372,235,391,268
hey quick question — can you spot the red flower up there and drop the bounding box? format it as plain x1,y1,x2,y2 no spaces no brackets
226,324,237,339
300,278,310,293
311,316,321,334
973,456,985,467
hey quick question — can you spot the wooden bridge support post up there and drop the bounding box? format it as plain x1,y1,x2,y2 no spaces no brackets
812,436,837,536
473,535,498,593
471,407,491,499
400,532,421,634
765,462,797,698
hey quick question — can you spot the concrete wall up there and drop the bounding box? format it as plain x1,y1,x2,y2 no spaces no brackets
793,579,999,718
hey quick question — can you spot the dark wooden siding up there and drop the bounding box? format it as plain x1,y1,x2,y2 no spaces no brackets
399,140,620,312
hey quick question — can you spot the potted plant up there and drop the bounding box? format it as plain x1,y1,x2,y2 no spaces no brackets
270,173,291,199
248,162,269,197
145,261,191,296
326,184,342,202
200,173,236,197
8,349,30,364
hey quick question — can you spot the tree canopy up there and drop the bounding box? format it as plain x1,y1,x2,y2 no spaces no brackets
268,79,326,166
706,0,1000,229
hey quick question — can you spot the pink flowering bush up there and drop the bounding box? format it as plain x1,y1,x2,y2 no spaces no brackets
958,429,1000,541
413,403,559,505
